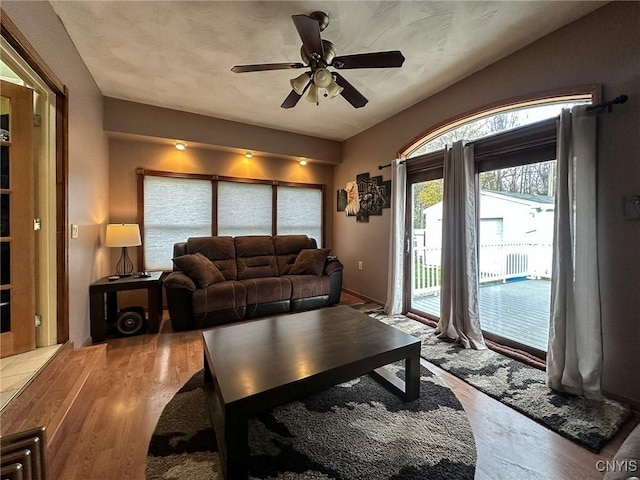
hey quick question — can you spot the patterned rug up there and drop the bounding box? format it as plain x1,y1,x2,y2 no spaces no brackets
358,305,632,453
146,363,476,479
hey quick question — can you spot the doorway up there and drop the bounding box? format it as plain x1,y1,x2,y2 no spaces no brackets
1,39,58,353
0,22,67,408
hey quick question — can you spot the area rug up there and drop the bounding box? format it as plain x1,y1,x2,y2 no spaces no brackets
358,305,631,453
146,363,476,479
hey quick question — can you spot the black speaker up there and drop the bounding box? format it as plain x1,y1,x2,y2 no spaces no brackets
115,306,146,336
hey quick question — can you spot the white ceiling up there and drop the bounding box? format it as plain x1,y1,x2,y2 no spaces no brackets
50,1,604,141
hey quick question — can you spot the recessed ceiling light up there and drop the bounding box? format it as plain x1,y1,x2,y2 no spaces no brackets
244,151,253,158
174,142,186,151
299,159,307,166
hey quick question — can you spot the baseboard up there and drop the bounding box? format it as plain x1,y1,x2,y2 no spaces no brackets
341,288,383,306
603,389,640,412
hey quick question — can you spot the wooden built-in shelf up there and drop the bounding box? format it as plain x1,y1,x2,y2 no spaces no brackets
0,285,11,291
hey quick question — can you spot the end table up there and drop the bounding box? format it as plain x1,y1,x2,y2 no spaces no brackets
89,271,163,343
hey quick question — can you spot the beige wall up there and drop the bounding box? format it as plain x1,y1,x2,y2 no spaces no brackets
3,2,110,346
104,98,342,164
108,135,334,272
336,2,640,404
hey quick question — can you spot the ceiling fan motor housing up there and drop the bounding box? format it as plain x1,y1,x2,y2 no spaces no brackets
309,11,330,31
300,40,336,67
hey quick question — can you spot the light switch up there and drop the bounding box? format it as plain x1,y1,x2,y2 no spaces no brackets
71,224,79,238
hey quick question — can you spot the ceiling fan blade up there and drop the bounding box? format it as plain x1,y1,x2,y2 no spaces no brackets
281,90,302,109
333,73,368,108
281,80,311,109
231,62,305,73
292,14,324,58
332,51,405,69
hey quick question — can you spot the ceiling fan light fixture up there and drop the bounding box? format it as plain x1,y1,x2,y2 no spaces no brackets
290,72,310,95
325,78,344,99
313,68,332,88
306,84,319,104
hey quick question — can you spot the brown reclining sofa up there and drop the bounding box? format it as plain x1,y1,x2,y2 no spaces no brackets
164,235,343,331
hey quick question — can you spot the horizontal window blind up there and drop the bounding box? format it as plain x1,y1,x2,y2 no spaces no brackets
277,186,322,246
217,182,272,237
143,176,212,270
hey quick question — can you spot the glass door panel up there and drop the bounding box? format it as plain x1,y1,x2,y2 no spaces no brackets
478,160,556,353
409,178,443,317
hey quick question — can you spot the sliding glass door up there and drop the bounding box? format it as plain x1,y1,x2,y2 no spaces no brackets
407,170,443,318
477,161,556,353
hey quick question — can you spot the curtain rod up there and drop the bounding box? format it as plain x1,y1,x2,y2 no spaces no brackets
378,160,405,170
586,94,628,112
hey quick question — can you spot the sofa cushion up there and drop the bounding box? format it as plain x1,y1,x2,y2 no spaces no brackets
239,277,292,305
235,236,279,279
172,253,225,288
285,274,331,300
186,236,237,280
289,248,330,276
274,235,313,275
192,281,247,316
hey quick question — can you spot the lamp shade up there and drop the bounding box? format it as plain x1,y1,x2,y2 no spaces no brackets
326,78,344,99
313,68,332,88
290,73,310,95
105,224,141,247
306,84,318,104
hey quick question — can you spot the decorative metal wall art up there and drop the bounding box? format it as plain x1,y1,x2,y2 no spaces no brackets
337,172,391,222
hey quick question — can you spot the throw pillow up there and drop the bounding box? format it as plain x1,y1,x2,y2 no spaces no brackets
172,253,225,288
289,248,330,276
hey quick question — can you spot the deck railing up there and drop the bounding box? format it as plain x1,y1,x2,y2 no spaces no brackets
413,241,553,297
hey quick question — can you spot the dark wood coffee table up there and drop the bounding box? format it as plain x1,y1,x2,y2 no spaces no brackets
201,305,421,480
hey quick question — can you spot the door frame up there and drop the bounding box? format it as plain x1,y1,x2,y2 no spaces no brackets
1,9,69,344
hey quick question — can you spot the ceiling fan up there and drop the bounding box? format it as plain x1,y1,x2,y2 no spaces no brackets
231,11,405,109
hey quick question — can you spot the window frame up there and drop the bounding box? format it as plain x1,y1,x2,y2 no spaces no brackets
400,86,600,359
136,169,326,271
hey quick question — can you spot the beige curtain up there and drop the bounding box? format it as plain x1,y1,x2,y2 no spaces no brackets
547,106,602,399
384,159,407,314
437,141,486,349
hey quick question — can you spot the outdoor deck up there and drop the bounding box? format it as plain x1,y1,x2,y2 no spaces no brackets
411,279,550,351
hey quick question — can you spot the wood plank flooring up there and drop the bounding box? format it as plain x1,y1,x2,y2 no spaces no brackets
8,292,637,479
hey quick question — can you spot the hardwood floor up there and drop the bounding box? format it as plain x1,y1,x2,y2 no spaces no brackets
12,292,638,479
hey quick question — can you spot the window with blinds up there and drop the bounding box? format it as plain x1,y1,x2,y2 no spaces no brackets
217,181,272,237
277,186,323,246
143,175,212,270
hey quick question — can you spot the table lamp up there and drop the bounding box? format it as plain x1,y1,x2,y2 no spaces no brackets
105,223,141,277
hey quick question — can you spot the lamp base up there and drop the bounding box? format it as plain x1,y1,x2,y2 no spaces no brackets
115,246,135,277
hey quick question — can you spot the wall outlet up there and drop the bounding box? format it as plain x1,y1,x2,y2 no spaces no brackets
71,224,79,239
358,261,363,271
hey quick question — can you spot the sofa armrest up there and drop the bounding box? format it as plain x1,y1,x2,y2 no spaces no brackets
164,271,196,291
324,259,343,276
324,259,343,305
164,271,196,332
